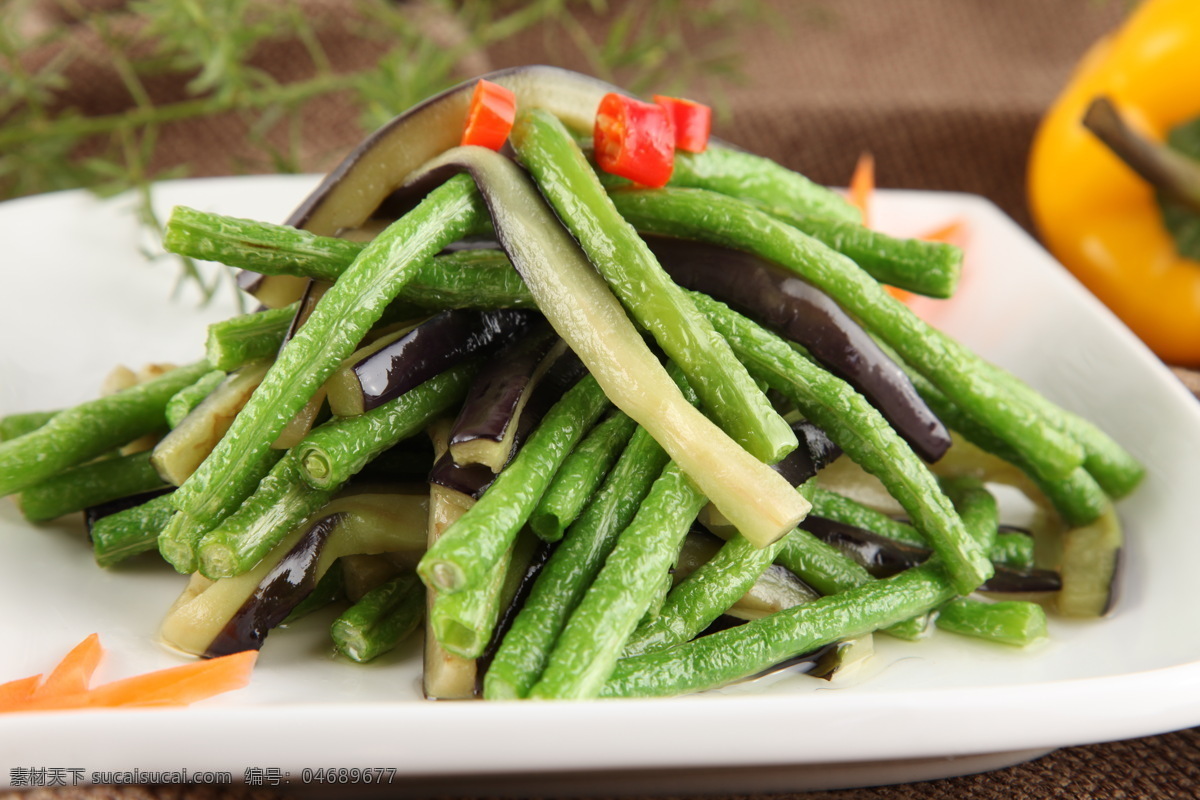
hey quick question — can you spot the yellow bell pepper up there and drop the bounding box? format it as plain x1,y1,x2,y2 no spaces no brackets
1028,0,1200,366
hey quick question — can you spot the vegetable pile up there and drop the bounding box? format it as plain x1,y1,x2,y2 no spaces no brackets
0,66,1143,702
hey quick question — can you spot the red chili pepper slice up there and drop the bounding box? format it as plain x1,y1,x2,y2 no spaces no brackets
462,79,517,150
593,93,675,187
653,94,712,153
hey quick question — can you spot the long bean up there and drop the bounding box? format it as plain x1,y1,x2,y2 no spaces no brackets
482,397,684,700
603,479,996,697
18,451,166,523
609,187,1086,483
0,410,58,442
528,461,710,700
667,150,960,298
332,573,425,663
90,492,176,567
171,175,485,527
294,363,477,490
512,108,796,464
418,373,611,595
164,369,226,429
205,305,297,372
0,361,210,497
528,409,637,541
935,598,1048,647
692,292,992,595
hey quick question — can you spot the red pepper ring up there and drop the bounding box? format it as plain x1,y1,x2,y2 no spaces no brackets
653,94,712,153
593,93,675,187
462,79,517,150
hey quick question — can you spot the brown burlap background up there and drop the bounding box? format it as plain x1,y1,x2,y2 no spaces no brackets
5,1,1199,798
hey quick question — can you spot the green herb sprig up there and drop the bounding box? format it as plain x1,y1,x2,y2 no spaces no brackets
0,0,767,302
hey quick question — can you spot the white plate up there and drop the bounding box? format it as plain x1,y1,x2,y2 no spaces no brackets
2,178,1199,796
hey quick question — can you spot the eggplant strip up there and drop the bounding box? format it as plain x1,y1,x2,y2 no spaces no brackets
645,235,950,463
608,186,1089,485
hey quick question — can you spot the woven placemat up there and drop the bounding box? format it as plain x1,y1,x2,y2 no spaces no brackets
7,2,1197,799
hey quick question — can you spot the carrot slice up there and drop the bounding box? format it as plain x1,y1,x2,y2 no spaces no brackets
33,632,103,697
0,675,43,708
848,151,875,227
0,635,257,713
921,218,968,246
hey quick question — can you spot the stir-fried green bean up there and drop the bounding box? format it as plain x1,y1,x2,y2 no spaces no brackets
18,451,166,523
609,187,1089,484
0,361,210,497
172,175,486,528
512,108,796,464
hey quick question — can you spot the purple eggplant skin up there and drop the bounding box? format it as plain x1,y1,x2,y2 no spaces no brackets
204,512,345,657
644,235,950,463
801,515,1062,593
239,66,628,303
356,309,536,412
771,421,842,487
429,348,587,499
449,319,560,450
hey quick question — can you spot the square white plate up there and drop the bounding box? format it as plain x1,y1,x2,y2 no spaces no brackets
1,177,1199,795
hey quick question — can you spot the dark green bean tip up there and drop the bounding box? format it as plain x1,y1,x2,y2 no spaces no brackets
299,450,333,485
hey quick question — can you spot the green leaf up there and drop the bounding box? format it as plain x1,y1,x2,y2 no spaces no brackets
1158,115,1200,261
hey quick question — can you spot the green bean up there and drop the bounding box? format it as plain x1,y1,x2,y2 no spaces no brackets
670,146,861,225
166,204,363,281
901,365,1108,527
604,478,995,697
988,366,1144,499
429,529,539,660
294,363,477,490
810,485,1034,569
692,291,991,595
483,401,683,700
701,518,927,640
528,461,709,700
18,451,166,523
528,409,637,541
623,519,797,657
90,492,176,567
0,361,210,497
170,206,534,312
602,558,957,698
205,305,296,372
667,151,960,298
512,109,796,464
193,451,333,579
935,598,1048,647
418,373,611,595
332,573,424,663
609,187,1086,483
171,174,485,527
165,370,226,429
0,410,58,442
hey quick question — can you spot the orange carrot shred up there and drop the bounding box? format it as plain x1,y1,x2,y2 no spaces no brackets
848,151,875,227
921,218,968,247
34,632,103,698
0,675,43,708
0,635,257,713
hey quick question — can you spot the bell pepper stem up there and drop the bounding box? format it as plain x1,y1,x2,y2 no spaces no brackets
1083,95,1200,217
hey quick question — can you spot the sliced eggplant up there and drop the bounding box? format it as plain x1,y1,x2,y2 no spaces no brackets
242,66,627,308
150,359,271,486
331,309,535,416
448,319,563,469
646,235,950,462
158,490,429,658
428,347,587,499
